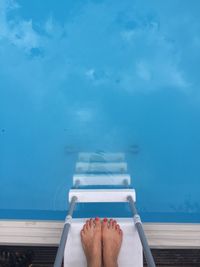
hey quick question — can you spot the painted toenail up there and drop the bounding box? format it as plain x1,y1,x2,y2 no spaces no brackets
95,217,99,221
103,218,107,222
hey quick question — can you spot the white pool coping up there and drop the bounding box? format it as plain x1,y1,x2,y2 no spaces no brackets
0,220,200,248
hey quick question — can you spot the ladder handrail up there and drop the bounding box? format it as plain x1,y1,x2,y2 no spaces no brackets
54,196,77,267
127,195,156,267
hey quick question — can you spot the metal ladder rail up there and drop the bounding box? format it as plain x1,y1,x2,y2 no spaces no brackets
128,195,156,267
54,196,77,267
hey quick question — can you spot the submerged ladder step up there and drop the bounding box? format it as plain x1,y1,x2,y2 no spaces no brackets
69,189,135,203
75,162,127,173
78,152,125,162
73,174,131,186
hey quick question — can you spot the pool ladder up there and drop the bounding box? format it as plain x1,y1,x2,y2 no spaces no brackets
54,152,156,267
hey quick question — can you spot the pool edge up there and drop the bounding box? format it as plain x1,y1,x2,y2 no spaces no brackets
0,219,200,249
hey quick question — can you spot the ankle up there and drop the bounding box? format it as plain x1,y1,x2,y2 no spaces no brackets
87,263,100,267
87,257,101,267
104,259,118,267
104,263,118,267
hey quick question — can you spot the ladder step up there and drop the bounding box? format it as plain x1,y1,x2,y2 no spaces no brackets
64,218,143,267
75,162,127,173
78,152,125,162
69,189,135,203
73,174,131,186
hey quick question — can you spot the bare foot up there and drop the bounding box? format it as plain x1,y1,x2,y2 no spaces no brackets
102,218,123,267
81,218,102,267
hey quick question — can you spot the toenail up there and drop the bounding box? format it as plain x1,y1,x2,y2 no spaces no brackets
95,217,99,221
103,218,107,222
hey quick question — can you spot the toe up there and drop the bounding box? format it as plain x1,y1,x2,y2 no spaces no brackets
115,224,120,231
94,217,101,229
109,219,113,228
86,220,91,229
83,224,87,232
89,218,93,227
102,218,108,229
112,220,117,228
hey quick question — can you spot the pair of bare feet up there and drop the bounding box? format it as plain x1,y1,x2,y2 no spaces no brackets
80,218,123,267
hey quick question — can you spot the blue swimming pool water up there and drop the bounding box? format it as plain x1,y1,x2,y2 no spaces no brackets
1,0,200,223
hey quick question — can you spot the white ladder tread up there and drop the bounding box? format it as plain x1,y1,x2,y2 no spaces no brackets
73,174,131,186
78,152,125,162
64,218,143,267
69,189,136,203
75,162,127,173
